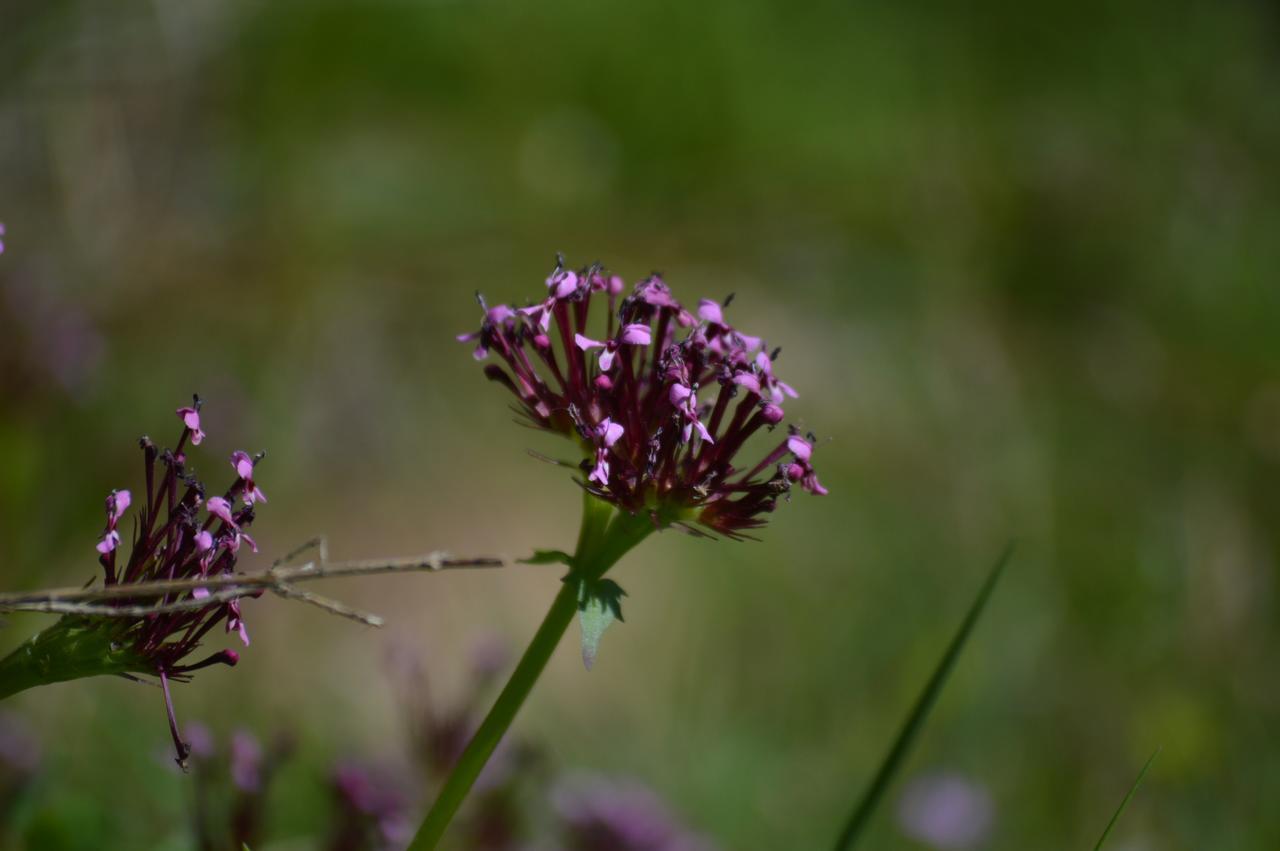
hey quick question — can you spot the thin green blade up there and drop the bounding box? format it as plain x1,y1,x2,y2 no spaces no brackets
1093,747,1160,851
833,543,1013,851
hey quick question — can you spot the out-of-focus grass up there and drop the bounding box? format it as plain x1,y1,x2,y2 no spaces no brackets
1,0,1279,848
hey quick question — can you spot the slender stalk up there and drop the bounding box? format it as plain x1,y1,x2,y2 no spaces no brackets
1093,747,1160,850
406,493,653,849
833,544,1013,850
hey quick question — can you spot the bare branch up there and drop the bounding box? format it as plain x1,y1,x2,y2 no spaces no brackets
0,539,504,626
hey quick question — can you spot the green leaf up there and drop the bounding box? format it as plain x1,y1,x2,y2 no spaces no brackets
575,578,628,670
1093,747,1160,851
519,549,574,566
833,543,1013,850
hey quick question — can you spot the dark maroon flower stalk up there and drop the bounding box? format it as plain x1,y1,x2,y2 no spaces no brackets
458,258,826,539
0,397,268,768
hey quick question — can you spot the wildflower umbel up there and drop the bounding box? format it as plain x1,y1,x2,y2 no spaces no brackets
458,259,826,538
92,396,267,766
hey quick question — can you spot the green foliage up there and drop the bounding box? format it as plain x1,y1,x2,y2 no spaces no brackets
573,577,628,671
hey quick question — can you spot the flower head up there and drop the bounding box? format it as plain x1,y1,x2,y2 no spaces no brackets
90,397,267,766
458,259,826,538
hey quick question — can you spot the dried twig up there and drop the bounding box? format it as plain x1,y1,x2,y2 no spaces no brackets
0,538,504,627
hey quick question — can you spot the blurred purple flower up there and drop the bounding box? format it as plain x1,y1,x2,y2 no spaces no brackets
230,730,264,792
0,222,6,255
896,771,995,850
0,711,40,819
552,773,717,851
457,258,826,539
329,760,415,851
185,724,293,851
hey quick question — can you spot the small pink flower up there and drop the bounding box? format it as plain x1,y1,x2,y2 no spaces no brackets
206,496,237,527
227,600,250,645
669,384,714,444
96,529,121,554
176,404,206,445
597,418,624,448
755,349,798,402
227,530,257,554
230,450,255,480
576,324,651,372
230,451,267,504
95,489,131,554
456,304,517,360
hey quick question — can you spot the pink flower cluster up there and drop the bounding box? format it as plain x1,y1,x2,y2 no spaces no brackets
92,396,267,765
459,260,825,538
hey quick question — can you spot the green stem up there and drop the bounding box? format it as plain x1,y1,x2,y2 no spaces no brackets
0,617,141,700
406,493,654,850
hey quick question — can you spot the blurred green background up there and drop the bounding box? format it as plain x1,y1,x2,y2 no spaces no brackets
2,0,1279,848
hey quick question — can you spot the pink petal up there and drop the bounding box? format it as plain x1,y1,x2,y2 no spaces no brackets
669,383,692,404
96,530,121,554
553,271,579,299
575,333,604,351
787,436,812,461
599,348,616,371
732,373,762,394
192,587,210,600
697,299,724,324
231,451,255,480
694,419,715,444
620,323,652,345
599,419,624,447
207,496,237,527
195,530,214,552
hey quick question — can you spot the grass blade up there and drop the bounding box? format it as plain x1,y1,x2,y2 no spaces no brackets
833,543,1013,851
1093,747,1160,851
